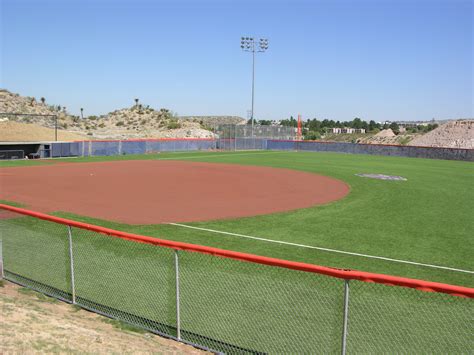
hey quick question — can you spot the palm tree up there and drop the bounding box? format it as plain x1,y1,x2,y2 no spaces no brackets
80,108,84,119
134,98,139,107
40,97,46,105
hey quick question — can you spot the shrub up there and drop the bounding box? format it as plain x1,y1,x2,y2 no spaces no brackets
116,121,124,126
167,122,181,129
398,136,411,145
304,131,321,140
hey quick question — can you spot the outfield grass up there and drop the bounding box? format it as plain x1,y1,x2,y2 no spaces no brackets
1,150,473,287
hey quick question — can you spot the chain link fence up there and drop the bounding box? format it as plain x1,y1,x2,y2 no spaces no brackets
215,124,296,151
1,206,472,354
0,150,25,160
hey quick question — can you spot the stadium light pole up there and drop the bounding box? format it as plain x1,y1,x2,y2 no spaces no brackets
241,37,269,136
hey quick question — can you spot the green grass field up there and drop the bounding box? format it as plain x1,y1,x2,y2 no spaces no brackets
1,150,473,353
1,150,473,287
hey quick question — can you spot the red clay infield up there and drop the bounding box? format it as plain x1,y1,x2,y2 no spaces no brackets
0,160,349,224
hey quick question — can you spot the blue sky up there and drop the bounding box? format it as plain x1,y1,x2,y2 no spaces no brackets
1,0,472,121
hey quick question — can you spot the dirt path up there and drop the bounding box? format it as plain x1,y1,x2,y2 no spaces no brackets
0,160,349,224
0,280,206,354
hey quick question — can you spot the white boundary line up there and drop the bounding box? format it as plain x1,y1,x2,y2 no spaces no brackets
168,223,474,275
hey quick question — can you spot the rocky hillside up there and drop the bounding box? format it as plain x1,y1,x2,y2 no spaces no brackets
0,89,71,126
0,90,214,140
408,120,474,149
70,106,214,139
179,116,247,126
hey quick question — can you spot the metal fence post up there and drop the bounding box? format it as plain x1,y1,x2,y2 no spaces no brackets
341,279,350,355
0,238,4,280
174,250,181,340
67,226,76,304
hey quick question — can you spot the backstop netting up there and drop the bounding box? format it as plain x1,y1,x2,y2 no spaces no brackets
0,204,472,354
215,124,297,151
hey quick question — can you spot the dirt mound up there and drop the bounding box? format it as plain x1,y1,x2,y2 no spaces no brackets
374,129,396,138
357,129,418,145
409,120,474,149
0,121,90,142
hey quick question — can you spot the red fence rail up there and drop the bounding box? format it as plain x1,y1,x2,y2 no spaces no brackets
1,203,472,298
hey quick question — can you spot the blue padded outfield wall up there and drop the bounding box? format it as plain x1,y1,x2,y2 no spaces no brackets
51,139,218,158
51,142,80,158
266,140,474,161
50,138,472,161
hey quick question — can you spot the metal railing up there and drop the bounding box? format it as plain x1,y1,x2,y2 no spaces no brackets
1,203,472,354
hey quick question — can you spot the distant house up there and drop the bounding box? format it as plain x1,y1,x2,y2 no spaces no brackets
329,127,365,134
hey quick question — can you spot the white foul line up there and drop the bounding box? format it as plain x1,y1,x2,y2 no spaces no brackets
168,223,474,275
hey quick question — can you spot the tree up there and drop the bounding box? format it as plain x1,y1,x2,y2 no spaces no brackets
80,108,84,119
134,98,139,107
280,116,297,127
368,120,379,131
389,122,400,134
306,119,322,132
352,117,363,129
40,97,46,105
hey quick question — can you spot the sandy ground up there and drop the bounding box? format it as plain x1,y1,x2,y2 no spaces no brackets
0,280,206,354
0,121,90,142
409,120,474,149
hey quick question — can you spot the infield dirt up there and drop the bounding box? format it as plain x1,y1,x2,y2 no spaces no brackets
0,160,349,224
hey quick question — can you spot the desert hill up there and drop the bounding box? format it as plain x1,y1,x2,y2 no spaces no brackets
179,116,247,126
0,121,89,142
0,90,214,140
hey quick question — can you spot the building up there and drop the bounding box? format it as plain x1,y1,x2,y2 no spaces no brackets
328,127,366,134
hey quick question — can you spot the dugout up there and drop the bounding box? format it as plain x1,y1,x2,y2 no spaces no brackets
0,141,53,159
